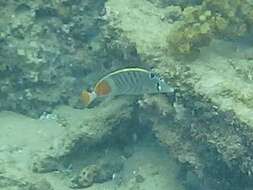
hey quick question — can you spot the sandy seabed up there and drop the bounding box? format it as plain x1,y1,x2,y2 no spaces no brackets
0,109,185,190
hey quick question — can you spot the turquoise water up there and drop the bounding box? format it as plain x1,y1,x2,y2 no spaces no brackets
0,0,253,190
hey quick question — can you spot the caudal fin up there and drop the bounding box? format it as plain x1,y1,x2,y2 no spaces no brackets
81,90,96,106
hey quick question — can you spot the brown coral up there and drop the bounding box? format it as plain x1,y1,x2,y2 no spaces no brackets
167,0,253,59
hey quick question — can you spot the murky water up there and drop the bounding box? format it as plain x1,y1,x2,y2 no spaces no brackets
0,0,253,190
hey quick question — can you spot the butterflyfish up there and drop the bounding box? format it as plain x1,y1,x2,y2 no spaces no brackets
81,68,174,106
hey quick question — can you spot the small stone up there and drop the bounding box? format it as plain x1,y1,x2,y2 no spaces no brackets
123,146,134,158
135,174,145,183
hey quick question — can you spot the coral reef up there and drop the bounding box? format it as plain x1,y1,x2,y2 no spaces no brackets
167,6,214,59
0,0,139,118
0,0,104,117
105,0,253,189
138,92,253,190
166,0,253,59
138,95,204,176
2,0,253,189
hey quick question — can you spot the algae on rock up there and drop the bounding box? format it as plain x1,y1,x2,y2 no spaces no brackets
167,0,253,59
32,98,134,173
0,0,140,118
167,6,214,59
105,0,253,189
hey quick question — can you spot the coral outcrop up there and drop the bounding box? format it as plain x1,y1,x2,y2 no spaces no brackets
0,0,139,117
0,0,104,117
166,0,253,58
0,95,137,189
32,98,133,173
105,0,253,189
2,0,253,189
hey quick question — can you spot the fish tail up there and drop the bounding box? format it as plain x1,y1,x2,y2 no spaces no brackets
81,90,97,106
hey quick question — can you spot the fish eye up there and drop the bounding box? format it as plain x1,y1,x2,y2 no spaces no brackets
87,86,93,93
149,72,155,79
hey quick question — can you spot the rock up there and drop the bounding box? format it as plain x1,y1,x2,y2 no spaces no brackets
71,165,99,188
135,174,145,183
70,160,123,188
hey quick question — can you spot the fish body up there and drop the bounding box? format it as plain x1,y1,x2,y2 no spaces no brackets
81,68,174,106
